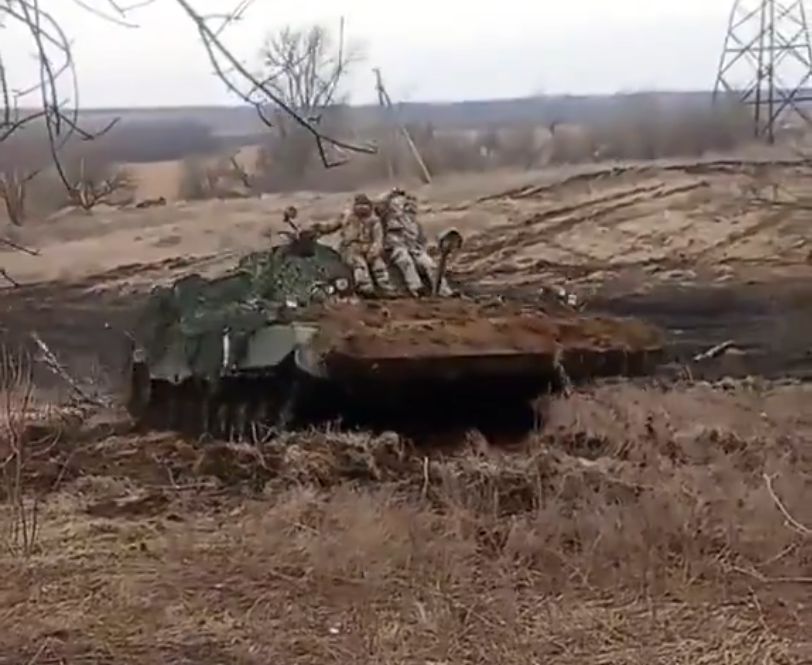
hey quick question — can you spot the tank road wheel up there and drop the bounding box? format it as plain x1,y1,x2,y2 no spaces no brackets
143,381,172,431
198,389,212,440
251,399,269,443
217,394,238,443
140,381,161,430
176,380,206,439
176,379,299,442
165,388,182,431
231,402,249,443
241,397,264,444
275,382,300,432
212,401,230,440
125,361,151,427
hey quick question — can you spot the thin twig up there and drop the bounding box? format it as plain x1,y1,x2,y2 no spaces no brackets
731,564,812,584
763,473,811,537
693,340,736,362
0,267,20,286
0,236,39,255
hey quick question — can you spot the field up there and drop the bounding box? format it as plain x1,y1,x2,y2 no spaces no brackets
1,154,811,664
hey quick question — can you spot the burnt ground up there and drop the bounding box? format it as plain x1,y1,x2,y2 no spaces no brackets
0,278,140,396
595,279,812,380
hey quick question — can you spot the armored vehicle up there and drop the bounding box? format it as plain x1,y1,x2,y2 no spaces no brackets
124,220,665,439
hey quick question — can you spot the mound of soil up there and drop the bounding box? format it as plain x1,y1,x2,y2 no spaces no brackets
308,297,664,360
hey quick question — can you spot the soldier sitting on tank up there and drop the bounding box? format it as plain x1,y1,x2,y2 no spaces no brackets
309,193,395,297
378,188,453,297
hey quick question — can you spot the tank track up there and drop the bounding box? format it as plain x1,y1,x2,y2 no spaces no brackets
129,373,302,442
127,343,667,441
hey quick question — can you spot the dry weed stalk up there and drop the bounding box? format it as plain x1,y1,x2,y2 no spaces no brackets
207,154,254,199
30,332,105,407
227,155,255,194
764,473,811,538
67,158,132,211
0,168,39,225
0,344,39,557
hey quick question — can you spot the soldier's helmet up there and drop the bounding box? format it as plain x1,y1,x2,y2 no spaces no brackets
283,205,298,221
353,193,373,215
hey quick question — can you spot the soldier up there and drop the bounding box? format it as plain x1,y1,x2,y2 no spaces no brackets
282,205,298,225
310,193,394,297
379,189,453,297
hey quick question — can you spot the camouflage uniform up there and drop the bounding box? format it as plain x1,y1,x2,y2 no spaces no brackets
311,194,394,296
380,189,452,297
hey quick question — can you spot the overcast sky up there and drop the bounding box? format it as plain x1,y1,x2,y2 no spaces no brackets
4,1,745,107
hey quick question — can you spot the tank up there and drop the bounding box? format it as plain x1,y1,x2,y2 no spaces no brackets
123,224,666,439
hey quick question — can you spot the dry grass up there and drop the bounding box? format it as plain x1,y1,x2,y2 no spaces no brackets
0,380,810,664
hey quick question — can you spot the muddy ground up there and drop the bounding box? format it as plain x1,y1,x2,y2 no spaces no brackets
1,270,810,398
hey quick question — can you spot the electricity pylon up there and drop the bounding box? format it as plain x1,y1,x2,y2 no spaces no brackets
713,0,812,142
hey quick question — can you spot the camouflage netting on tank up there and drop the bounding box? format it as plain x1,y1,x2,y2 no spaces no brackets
137,242,352,382
237,243,350,304
137,271,272,381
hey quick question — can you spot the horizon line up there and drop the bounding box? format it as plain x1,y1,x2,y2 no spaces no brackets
72,89,729,114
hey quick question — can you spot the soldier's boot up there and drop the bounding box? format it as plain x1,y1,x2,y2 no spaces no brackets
412,249,451,296
351,260,376,297
436,278,454,297
390,245,423,296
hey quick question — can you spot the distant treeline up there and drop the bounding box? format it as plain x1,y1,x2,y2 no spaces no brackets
74,90,766,135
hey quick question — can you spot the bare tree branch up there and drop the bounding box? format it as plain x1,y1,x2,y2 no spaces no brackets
0,266,20,286
0,0,375,284
67,0,142,27
0,234,38,255
172,0,375,168
0,1,123,191
2,1,373,181
0,0,131,281
259,18,361,128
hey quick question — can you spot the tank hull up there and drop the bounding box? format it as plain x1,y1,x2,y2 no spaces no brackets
127,295,665,438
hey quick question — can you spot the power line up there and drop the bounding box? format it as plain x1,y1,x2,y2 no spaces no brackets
714,0,812,143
